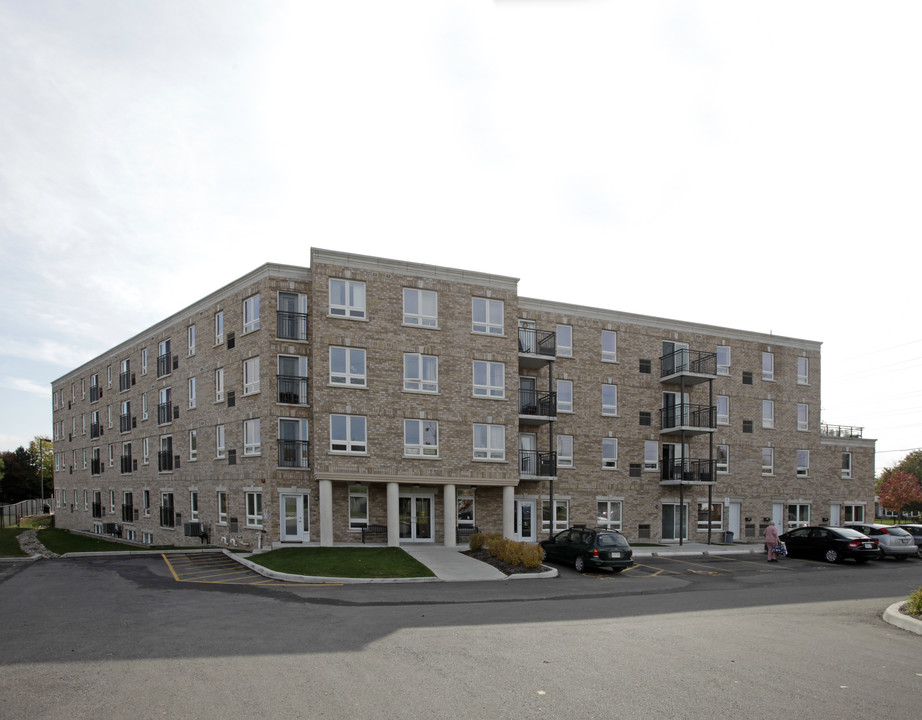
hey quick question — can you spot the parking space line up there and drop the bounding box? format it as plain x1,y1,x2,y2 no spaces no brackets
654,556,737,572
161,553,341,587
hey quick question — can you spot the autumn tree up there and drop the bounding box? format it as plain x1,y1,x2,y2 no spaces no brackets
877,470,922,523
877,450,922,516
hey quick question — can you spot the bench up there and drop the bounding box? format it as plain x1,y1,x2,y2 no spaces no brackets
457,525,480,541
361,524,387,543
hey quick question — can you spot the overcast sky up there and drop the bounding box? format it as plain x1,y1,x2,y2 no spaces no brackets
1,0,919,475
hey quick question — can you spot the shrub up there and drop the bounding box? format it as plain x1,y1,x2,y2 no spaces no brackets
906,586,922,617
468,533,485,553
480,534,545,569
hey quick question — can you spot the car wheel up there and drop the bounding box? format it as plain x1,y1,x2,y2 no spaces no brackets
824,548,841,563
574,555,586,573
917,546,922,559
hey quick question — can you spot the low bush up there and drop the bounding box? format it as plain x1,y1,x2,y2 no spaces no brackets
468,532,485,553
482,534,545,568
906,586,922,617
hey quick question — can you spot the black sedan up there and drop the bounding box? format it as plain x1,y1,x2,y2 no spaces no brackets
779,526,879,563
540,526,634,573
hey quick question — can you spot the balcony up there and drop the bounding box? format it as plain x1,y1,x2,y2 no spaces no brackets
821,423,864,439
160,506,175,528
119,370,131,392
120,454,132,474
660,349,717,385
278,440,310,468
519,450,557,478
120,413,131,433
277,311,308,341
89,384,100,403
91,502,103,519
156,353,171,378
90,458,102,476
277,375,309,405
90,422,101,439
518,327,556,369
660,458,717,485
660,403,716,435
158,451,173,473
121,504,134,523
518,389,557,425
157,402,173,425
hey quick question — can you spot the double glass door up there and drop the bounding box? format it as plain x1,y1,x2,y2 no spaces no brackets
399,494,433,542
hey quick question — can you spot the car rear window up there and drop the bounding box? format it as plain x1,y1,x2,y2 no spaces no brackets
596,533,629,548
834,528,868,539
887,527,911,536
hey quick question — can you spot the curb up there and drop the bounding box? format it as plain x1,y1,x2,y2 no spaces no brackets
883,601,922,636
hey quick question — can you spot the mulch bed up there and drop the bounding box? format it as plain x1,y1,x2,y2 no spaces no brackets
461,549,547,575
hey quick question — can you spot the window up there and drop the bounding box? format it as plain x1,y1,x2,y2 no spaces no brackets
329,279,366,319
108,444,115,468
215,368,225,402
142,437,149,465
142,392,149,420
157,339,171,378
716,445,729,474
330,347,366,386
188,377,197,409
243,356,261,395
121,442,132,474
141,348,148,375
716,346,731,376
697,503,722,530
120,400,131,433
557,434,573,468
556,325,572,357
542,499,569,533
215,311,224,344
217,491,228,524
602,384,618,416
762,352,774,381
716,395,729,425
797,403,809,431
215,424,225,458
189,429,197,461
762,447,774,474
404,354,438,393
787,504,810,528
331,415,367,453
473,361,504,398
404,419,439,457
243,294,261,333
349,486,369,529
143,490,151,516
160,492,174,528
597,500,622,531
473,423,505,460
157,387,172,425
187,325,196,356
277,291,308,340
278,355,309,404
841,452,852,478
243,418,261,456
158,435,173,472
843,504,864,523
403,288,437,327
472,297,504,335
602,437,618,469
644,440,659,471
278,418,309,467
797,449,810,477
762,400,774,429
458,488,475,527
797,357,809,385
557,380,573,413
90,373,99,402
246,492,263,527
601,330,617,362
190,491,199,521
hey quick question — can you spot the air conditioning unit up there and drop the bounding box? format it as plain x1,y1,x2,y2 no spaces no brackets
183,522,203,537
102,523,119,534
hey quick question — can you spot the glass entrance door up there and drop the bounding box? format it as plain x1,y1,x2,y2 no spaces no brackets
662,503,688,541
514,499,536,542
280,494,309,542
399,494,434,542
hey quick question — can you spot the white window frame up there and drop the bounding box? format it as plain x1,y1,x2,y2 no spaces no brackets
716,346,731,376
215,311,224,345
215,424,226,459
841,452,852,479
602,437,618,469
542,499,569,533
243,356,261,395
243,418,261,456
404,353,438,393
716,395,729,425
762,352,774,381
403,288,438,327
187,324,196,356
190,491,199,521
142,437,149,465
762,400,774,429
141,348,148,375
217,491,228,524
349,485,369,530
797,356,809,385
142,392,149,420
597,500,622,531
557,379,573,413
330,346,367,387
246,491,263,528
697,503,723,531
644,440,659,471
788,504,810,528
556,324,573,357
215,368,225,402
602,384,618,416
472,297,504,335
797,403,809,431
244,294,261,333
329,278,366,319
473,361,504,398
473,423,505,461
797,449,810,477
842,504,864,523
404,419,439,457
716,444,729,474
330,414,367,454
601,330,617,362
762,447,774,475
557,434,573,468
188,377,197,409
189,429,197,461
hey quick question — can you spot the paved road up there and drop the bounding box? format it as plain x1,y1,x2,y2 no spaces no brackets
2,554,920,719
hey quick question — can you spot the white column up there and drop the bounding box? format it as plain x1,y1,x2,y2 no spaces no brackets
386,482,400,547
319,479,333,547
443,484,457,547
502,485,514,539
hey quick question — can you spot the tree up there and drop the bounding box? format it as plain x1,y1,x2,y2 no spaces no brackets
0,447,36,505
28,436,53,501
877,450,922,515
877,470,922,523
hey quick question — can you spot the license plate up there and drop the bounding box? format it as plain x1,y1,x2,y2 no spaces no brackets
863,543,874,549
608,551,622,559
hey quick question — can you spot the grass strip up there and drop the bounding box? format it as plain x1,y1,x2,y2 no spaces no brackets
247,546,435,578
0,527,28,557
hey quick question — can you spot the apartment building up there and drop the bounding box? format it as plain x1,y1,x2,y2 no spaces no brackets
50,248,876,549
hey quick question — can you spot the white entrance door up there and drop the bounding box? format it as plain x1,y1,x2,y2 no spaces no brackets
280,494,309,542
399,494,434,542
514,499,536,542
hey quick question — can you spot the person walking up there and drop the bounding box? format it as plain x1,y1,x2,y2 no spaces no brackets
764,521,781,562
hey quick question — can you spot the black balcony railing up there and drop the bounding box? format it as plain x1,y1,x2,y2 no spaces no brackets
518,327,556,357
158,451,173,473
90,422,101,439
661,458,716,484
160,506,175,528
91,502,103,519
89,385,100,403
120,454,132,474
120,414,131,433
121,504,134,523
157,402,172,425
119,370,131,392
660,349,717,378
519,450,557,477
278,440,310,468
519,389,557,417
277,375,309,405
156,353,171,378
277,311,308,341
90,458,102,476
660,403,716,431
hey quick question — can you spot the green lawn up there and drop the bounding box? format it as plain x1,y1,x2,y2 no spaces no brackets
247,546,435,578
0,527,28,557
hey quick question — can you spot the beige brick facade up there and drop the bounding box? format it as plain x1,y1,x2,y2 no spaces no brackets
51,249,876,548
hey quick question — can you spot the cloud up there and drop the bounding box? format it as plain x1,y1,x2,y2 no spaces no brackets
1,376,50,398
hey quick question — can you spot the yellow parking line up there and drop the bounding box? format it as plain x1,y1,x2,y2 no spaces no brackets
162,553,343,587
655,556,734,572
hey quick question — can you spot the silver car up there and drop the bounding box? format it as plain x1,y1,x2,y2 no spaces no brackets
846,523,917,560
894,524,922,558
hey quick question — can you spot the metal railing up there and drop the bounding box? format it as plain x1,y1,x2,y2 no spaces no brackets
278,440,310,468
518,389,557,417
821,423,864,439
660,349,717,378
519,450,557,477
660,403,716,431
277,375,309,405
518,327,556,357
661,458,716,483
0,499,50,528
277,311,308,341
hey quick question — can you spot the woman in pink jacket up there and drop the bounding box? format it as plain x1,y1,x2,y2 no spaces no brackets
764,521,781,562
